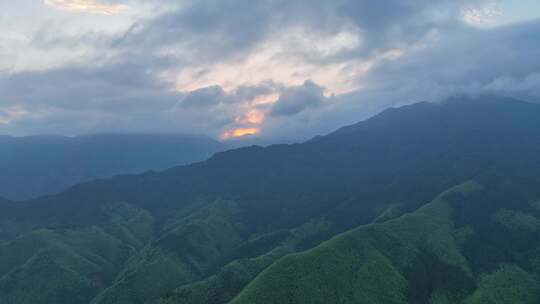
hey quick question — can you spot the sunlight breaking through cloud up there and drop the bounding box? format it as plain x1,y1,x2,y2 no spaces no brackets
2,0,539,141
221,127,261,140
43,0,128,15
235,110,265,125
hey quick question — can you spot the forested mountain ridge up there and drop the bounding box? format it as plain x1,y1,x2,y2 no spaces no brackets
0,133,225,200
1,96,540,304
230,181,540,304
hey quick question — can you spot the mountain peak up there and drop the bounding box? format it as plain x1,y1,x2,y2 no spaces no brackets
325,95,540,139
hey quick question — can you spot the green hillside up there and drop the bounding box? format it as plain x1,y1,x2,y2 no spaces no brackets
231,181,540,304
1,97,540,303
0,203,153,304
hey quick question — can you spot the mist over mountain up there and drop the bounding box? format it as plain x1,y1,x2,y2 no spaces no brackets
1,96,540,303
0,133,226,200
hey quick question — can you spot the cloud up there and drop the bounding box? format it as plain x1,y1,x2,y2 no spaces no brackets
0,107,37,125
222,127,260,139
462,4,502,26
180,86,225,109
43,0,129,15
112,0,475,66
1,0,539,142
178,82,278,109
481,73,540,100
0,55,187,135
356,20,540,105
236,110,265,125
270,81,327,117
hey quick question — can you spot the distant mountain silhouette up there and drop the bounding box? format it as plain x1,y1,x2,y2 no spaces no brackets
0,133,226,200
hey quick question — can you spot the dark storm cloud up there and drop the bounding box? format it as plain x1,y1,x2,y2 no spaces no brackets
0,55,178,112
270,80,326,117
180,86,225,109
113,1,328,62
231,82,277,104
179,82,277,109
356,20,540,105
111,0,484,63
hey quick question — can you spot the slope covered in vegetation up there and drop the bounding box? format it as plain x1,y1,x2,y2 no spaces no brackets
232,181,540,304
1,97,540,303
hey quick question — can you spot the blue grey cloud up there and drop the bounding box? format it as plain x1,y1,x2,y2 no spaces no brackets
0,0,538,143
270,80,326,117
179,82,277,109
112,0,483,63
180,86,225,109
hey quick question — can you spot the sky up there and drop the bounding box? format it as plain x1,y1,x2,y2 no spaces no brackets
0,0,539,143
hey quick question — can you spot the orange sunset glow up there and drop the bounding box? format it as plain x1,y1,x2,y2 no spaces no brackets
44,0,129,15
221,127,261,139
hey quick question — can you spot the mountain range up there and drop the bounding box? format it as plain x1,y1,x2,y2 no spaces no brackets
0,134,225,200
1,96,540,304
